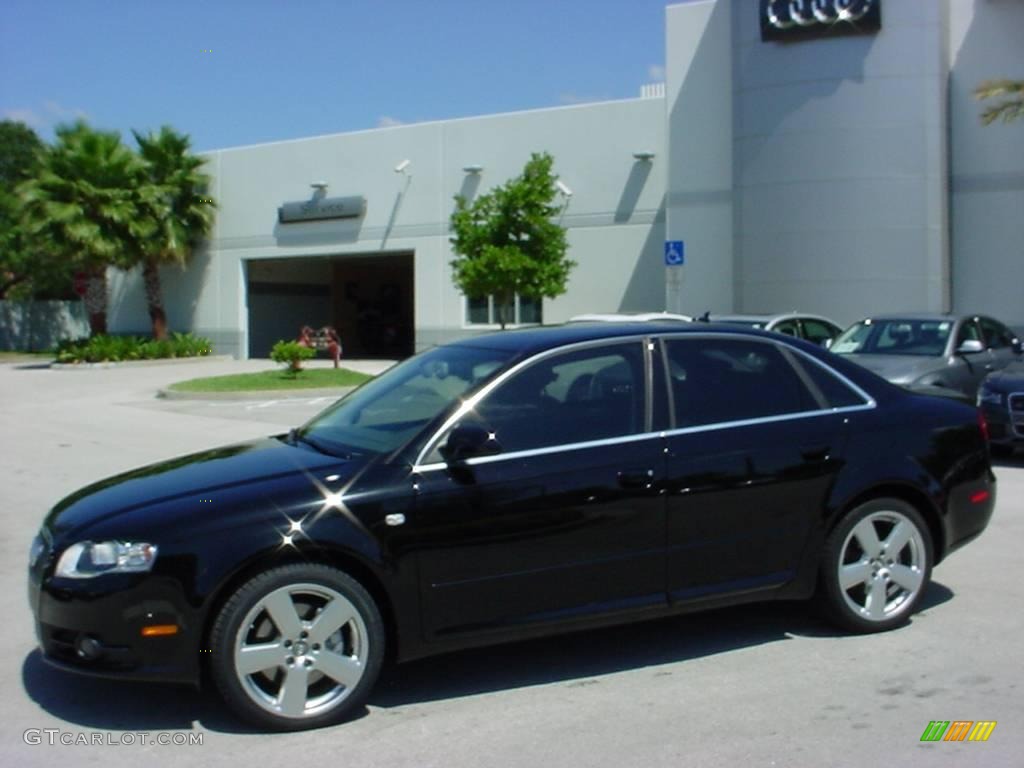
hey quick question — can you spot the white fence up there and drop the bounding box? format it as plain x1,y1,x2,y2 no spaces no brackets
0,300,89,351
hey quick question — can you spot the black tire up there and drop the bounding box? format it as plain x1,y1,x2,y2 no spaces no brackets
209,563,384,731
817,498,933,634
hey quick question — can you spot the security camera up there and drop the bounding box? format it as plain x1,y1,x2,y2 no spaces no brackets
555,180,573,197
394,159,411,173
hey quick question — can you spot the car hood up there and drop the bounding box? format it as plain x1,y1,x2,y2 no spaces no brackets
984,361,1024,390
838,353,944,384
43,436,366,540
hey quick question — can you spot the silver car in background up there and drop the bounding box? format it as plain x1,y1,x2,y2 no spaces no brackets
831,314,1022,398
702,313,843,347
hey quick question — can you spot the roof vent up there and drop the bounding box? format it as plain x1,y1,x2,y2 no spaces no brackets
640,83,666,99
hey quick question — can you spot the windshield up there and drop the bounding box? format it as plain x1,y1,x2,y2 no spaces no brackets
299,344,514,457
831,319,952,357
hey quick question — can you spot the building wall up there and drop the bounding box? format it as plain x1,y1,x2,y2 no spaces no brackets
948,0,1024,330
101,0,1021,357
729,0,952,327
108,98,668,358
665,0,734,317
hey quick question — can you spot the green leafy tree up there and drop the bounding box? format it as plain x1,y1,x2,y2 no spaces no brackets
17,120,157,334
0,120,48,298
450,152,574,329
975,79,1024,125
132,126,216,339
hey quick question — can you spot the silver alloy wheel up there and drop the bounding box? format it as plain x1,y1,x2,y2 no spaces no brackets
837,510,926,622
233,582,369,720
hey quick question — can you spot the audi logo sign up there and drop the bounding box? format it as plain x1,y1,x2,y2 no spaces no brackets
760,0,881,42
278,195,367,224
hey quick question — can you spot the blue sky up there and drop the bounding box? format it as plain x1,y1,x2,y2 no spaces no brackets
1,0,672,152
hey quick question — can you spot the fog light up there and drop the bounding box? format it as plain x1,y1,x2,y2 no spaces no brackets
75,635,103,660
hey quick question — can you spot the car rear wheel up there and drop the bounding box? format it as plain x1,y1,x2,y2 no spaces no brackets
209,563,384,731
818,498,933,633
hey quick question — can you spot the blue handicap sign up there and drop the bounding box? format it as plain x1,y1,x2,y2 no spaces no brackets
665,240,684,266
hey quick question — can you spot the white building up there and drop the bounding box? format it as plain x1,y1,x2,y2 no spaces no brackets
105,0,1023,358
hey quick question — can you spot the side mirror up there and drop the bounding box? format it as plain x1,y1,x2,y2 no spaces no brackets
1012,338,1023,355
957,339,985,355
440,423,501,464
823,338,834,350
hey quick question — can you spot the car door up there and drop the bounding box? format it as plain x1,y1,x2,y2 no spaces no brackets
658,335,852,602
411,339,667,639
952,318,991,395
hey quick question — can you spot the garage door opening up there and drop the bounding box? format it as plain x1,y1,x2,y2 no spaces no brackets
246,252,414,360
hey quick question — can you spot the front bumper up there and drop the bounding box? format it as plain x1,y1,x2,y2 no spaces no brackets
28,566,201,685
981,395,1024,447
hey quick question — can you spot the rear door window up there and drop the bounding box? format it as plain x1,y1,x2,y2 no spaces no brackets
663,338,818,427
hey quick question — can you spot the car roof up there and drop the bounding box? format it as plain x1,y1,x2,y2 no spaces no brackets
568,312,693,323
455,321,798,355
709,313,839,325
450,321,907,405
859,314,964,322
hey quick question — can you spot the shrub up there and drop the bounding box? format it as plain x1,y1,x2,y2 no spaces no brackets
53,332,214,363
270,340,315,374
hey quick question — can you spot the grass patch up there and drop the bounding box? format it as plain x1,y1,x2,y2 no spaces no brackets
0,351,53,362
169,367,373,393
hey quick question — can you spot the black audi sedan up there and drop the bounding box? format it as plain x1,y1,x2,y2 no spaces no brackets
29,323,995,730
978,361,1024,455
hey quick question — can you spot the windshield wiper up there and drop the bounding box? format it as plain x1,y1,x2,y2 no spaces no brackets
287,428,360,460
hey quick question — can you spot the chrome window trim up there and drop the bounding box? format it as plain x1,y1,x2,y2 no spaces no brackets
412,332,876,473
413,400,875,473
413,334,652,468
415,429,666,473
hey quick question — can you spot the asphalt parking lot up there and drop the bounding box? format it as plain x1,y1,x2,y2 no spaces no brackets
1,358,1022,767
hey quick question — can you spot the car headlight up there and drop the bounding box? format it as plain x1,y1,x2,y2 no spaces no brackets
977,389,1003,407
54,541,158,579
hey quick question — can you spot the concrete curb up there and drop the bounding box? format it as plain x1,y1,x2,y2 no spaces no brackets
157,386,356,402
51,354,234,370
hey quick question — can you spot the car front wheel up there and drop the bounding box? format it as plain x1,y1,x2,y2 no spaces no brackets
818,498,933,633
209,563,384,731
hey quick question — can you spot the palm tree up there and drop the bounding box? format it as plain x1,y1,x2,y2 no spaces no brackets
17,121,155,335
132,126,215,339
975,79,1024,125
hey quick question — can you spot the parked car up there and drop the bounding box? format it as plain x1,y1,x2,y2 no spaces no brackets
831,314,1022,398
978,360,1024,455
569,311,692,322
29,322,995,731
701,313,843,347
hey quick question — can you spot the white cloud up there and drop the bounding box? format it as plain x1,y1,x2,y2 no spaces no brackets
377,115,405,128
42,100,89,122
1,108,43,127
2,101,90,132
648,64,666,82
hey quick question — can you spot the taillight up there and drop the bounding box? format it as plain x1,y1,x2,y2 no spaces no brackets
978,409,989,442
